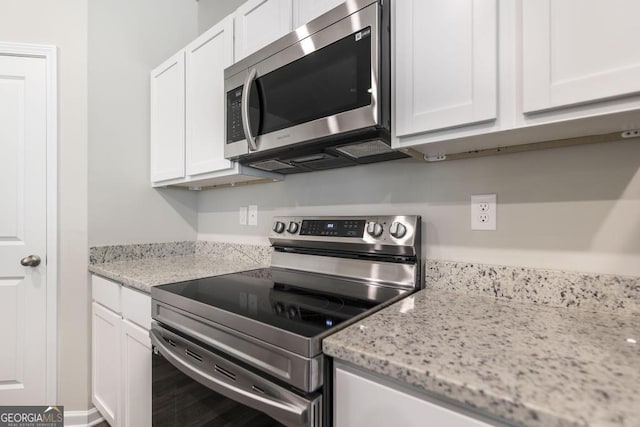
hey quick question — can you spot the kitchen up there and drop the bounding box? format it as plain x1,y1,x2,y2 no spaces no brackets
0,0,639,426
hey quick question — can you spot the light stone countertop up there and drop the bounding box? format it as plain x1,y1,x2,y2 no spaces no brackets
323,288,640,427
88,255,267,293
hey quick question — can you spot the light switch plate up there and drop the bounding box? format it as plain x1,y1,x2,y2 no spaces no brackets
248,205,258,226
471,194,496,230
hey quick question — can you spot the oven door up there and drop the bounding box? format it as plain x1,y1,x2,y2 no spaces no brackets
151,325,323,427
225,1,381,160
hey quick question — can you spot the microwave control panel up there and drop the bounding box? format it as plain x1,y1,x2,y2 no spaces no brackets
226,86,244,143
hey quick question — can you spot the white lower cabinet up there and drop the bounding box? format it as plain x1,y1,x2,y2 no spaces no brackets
334,364,494,427
121,320,152,427
92,302,121,427
92,275,151,427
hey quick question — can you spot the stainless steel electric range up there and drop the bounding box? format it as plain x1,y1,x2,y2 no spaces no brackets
150,215,422,427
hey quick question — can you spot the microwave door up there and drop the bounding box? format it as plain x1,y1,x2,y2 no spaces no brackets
225,69,262,159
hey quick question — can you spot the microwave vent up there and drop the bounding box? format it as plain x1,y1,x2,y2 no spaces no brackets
249,160,295,171
336,140,395,159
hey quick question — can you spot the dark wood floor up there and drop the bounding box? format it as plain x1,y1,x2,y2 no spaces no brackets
94,422,110,427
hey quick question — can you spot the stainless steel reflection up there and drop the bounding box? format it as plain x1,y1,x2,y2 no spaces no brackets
224,0,381,159
226,0,376,76
151,299,324,391
270,253,417,296
151,325,322,427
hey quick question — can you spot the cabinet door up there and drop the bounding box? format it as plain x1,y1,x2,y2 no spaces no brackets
186,16,235,176
292,0,344,28
335,366,492,427
523,0,640,113
234,0,293,61
150,51,185,182
121,320,152,427
394,0,497,136
92,302,121,427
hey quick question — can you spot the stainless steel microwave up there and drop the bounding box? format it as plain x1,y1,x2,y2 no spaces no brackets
224,0,406,174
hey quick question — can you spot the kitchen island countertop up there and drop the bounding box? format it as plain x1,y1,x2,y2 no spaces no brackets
323,288,640,427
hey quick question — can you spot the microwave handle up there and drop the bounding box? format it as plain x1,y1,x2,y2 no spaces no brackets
241,68,258,151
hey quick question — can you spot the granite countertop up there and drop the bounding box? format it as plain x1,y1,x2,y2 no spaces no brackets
323,288,640,427
89,255,267,293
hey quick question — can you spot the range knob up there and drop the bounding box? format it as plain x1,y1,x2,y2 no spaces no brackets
389,222,407,239
366,221,383,238
287,221,299,234
272,221,285,234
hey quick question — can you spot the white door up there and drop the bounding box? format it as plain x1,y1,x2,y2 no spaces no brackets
394,0,497,136
186,15,234,176
234,0,293,61
522,0,640,113
0,52,49,405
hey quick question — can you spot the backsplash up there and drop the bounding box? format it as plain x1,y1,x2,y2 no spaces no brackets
89,241,196,264
426,259,640,315
90,241,639,314
90,240,272,265
195,241,272,265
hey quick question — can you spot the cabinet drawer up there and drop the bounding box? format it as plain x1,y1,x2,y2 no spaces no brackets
122,286,152,330
92,275,122,313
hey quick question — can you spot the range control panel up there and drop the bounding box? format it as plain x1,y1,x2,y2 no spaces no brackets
299,219,365,237
270,215,420,244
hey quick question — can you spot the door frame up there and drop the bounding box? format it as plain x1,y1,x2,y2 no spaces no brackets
0,42,58,403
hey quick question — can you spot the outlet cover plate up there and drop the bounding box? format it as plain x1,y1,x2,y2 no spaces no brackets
248,205,258,226
471,194,496,230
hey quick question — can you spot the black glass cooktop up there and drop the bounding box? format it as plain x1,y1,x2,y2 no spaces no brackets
156,268,376,338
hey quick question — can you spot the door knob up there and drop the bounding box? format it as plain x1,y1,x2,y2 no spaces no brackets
20,255,41,267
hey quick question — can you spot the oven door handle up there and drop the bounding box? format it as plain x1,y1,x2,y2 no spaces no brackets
150,329,319,427
241,68,259,152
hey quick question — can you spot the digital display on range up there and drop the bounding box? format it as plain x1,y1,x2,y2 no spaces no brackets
299,220,365,237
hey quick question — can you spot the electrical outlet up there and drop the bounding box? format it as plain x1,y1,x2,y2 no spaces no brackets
471,194,496,230
239,207,248,225
248,205,258,226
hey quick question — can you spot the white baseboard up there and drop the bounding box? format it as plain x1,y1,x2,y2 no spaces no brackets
64,407,104,427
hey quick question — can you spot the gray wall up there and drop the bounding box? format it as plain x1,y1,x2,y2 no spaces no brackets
198,0,245,34
0,0,89,411
88,0,199,246
194,1,640,278
198,139,640,277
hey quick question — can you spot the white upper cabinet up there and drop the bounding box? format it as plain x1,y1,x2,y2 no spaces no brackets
186,16,234,176
150,51,185,182
522,0,640,113
150,16,283,189
234,0,293,61
292,0,345,29
394,0,498,137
